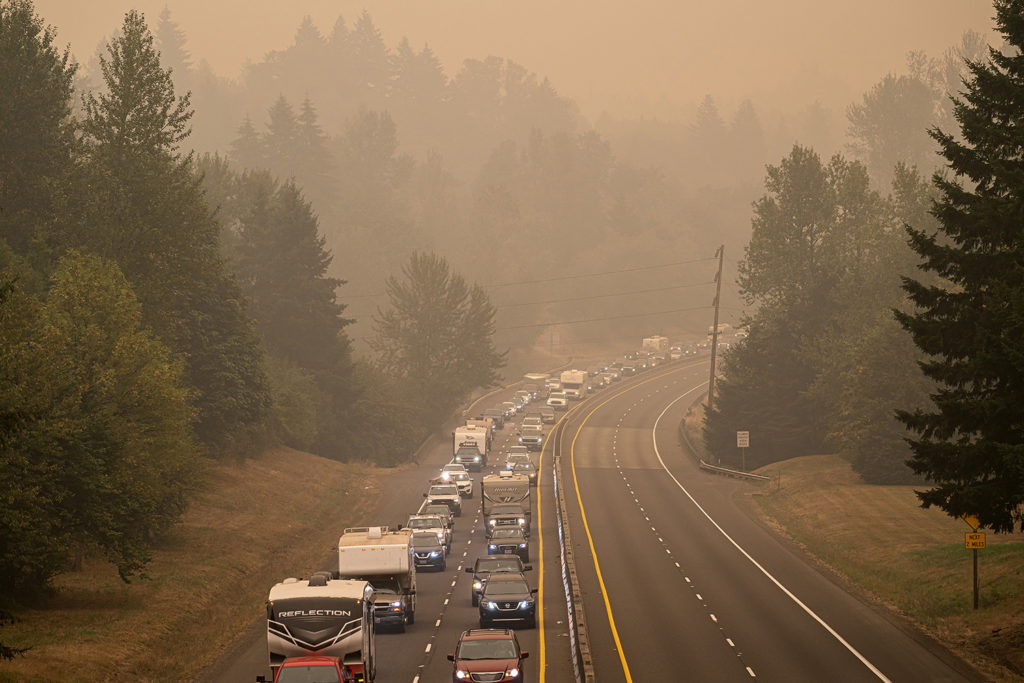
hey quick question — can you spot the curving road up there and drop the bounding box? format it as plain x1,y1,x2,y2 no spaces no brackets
556,359,981,682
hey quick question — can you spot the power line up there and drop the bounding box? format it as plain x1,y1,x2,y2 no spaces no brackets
343,257,717,299
495,280,715,309
497,305,712,331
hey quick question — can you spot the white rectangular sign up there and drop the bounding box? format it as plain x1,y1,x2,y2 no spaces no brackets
736,431,750,448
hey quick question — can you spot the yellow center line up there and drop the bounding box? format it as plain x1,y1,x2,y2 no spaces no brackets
568,366,692,683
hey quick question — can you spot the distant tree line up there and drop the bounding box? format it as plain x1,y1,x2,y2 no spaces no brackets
707,0,1024,534
0,0,504,608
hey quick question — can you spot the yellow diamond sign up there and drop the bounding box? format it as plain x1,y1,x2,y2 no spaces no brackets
960,514,981,531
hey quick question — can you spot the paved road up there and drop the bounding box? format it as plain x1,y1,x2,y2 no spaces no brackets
557,359,981,682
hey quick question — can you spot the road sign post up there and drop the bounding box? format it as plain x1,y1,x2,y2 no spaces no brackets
961,515,984,610
736,431,749,472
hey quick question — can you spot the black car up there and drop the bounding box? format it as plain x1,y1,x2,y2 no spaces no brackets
479,574,537,628
486,503,530,537
412,531,446,571
481,408,506,429
512,461,538,486
465,556,532,606
487,527,529,562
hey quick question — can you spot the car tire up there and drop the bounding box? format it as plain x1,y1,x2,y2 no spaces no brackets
526,615,536,629
406,609,414,625
440,557,447,571
471,594,479,607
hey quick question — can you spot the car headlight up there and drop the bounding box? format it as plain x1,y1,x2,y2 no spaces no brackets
441,472,451,480
489,519,496,526
455,670,469,680
507,668,519,678
518,601,532,609
484,601,498,610
437,532,445,542
391,600,402,608
474,456,480,461
519,543,527,548
473,580,482,590
518,437,523,443
489,544,497,551
517,518,525,524
430,551,440,557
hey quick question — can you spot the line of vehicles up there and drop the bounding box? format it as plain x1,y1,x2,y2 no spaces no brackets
255,338,711,682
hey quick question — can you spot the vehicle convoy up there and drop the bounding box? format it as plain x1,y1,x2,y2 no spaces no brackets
482,471,531,532
337,527,416,632
452,424,490,471
264,573,375,682
560,370,588,400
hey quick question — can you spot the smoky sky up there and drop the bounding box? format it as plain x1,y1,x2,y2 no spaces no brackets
35,0,995,118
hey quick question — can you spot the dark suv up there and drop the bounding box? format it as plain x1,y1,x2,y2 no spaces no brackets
447,628,528,683
478,574,537,628
411,531,446,571
486,527,529,562
465,556,532,606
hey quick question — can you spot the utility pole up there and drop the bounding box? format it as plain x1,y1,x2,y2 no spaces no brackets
707,245,724,410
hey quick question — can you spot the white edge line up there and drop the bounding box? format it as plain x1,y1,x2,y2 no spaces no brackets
652,386,892,683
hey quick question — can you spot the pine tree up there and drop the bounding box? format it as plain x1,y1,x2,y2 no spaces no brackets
895,0,1024,533
0,0,77,256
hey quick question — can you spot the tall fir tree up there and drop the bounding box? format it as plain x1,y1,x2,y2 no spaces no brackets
76,10,269,455
0,0,77,257
895,0,1024,533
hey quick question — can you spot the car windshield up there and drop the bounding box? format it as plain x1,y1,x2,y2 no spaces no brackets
490,529,524,539
484,579,530,596
453,473,471,481
276,664,343,683
429,486,458,496
407,517,441,529
476,557,523,572
412,534,440,548
514,464,535,472
457,639,518,661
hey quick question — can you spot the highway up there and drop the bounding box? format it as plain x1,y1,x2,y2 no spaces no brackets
556,359,979,682
200,355,980,682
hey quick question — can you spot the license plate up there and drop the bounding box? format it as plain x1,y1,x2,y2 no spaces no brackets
503,548,514,554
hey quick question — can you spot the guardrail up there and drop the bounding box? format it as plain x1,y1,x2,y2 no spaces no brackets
698,459,771,481
551,419,596,683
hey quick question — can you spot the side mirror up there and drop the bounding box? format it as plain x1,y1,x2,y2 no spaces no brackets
464,567,473,573
531,588,538,594
447,654,455,662
256,677,267,683
523,565,533,571
521,652,530,660
423,493,428,498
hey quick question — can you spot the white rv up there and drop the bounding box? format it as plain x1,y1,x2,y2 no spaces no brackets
265,574,375,681
337,527,416,632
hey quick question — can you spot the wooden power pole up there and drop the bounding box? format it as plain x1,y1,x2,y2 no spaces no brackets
707,245,724,410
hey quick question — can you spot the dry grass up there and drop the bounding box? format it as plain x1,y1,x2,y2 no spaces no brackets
754,455,1024,682
0,447,392,682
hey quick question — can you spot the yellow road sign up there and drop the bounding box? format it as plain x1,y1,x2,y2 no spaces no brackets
965,532,986,549
961,514,981,531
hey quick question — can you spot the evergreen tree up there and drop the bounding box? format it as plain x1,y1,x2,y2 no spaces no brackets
76,10,270,455
263,95,301,181
0,0,77,256
155,7,191,77
229,114,264,171
896,0,1024,533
